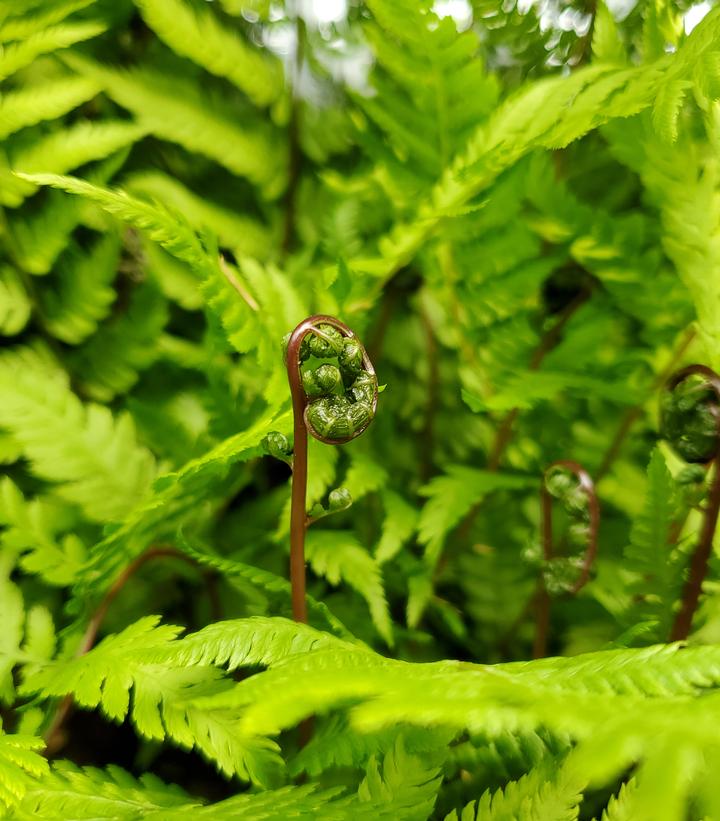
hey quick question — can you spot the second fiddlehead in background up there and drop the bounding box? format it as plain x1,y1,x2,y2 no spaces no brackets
662,365,720,641
534,460,600,658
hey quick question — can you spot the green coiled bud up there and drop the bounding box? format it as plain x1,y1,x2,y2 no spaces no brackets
263,431,292,460
545,469,575,500
339,338,363,382
286,317,378,444
301,364,342,398
307,324,343,358
350,371,376,405
306,396,352,440
662,375,720,464
543,556,585,596
328,487,352,511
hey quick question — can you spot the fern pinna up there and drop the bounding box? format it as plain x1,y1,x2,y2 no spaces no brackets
4,0,720,818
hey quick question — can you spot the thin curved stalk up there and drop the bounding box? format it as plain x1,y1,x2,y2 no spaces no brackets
285,315,378,624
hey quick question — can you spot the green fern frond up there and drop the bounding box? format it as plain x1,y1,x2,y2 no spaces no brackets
0,22,105,81
447,728,570,788
0,727,48,809
11,760,191,818
376,490,418,565
5,150,128,275
448,763,584,821
68,282,168,401
357,736,443,821
0,574,55,704
73,407,291,603
177,539,354,638
651,79,690,144
0,347,156,522
9,121,146,205
342,448,388,502
591,2,626,64
125,171,273,257
40,232,120,344
622,449,680,640
0,76,99,141
418,467,536,566
0,0,95,42
0,267,31,336
11,760,389,819
202,254,306,402
17,173,210,272
0,477,85,586
464,371,640,414
597,779,638,821
306,529,393,645
21,616,282,784
64,54,285,195
158,615,356,671
135,0,283,106
499,642,720,696
355,6,720,285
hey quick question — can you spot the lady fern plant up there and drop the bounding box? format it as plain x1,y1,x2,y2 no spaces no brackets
3,0,720,818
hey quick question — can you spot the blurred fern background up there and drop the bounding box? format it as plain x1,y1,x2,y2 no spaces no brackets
3,0,720,818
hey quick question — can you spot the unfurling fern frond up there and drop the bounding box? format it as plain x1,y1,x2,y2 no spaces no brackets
135,0,283,106
0,347,156,522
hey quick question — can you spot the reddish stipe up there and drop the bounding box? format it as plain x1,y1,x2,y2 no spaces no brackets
285,315,378,623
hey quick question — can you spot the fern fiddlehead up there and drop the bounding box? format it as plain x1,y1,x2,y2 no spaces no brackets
284,315,378,623
534,460,599,658
662,365,720,641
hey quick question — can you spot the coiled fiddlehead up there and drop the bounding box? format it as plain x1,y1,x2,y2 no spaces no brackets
534,460,599,658
284,315,378,623
662,365,720,641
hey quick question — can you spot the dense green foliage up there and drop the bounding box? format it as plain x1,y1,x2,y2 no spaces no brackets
3,0,720,817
